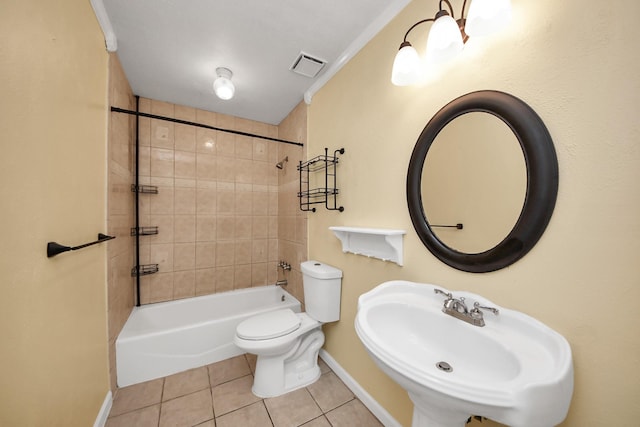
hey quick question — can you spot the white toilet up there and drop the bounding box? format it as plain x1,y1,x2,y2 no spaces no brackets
234,260,342,398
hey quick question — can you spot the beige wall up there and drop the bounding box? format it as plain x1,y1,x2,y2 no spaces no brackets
309,0,640,426
0,0,110,425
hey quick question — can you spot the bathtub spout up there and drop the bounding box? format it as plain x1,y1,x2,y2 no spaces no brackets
275,279,288,287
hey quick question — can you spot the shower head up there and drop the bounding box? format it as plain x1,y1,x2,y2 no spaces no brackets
276,156,289,169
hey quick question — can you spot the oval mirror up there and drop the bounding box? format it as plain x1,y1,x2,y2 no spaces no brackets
407,90,558,273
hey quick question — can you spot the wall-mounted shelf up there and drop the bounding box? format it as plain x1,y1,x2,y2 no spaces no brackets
329,226,406,266
298,148,344,212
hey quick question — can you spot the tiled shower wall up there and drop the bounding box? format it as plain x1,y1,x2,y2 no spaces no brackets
107,53,136,390
136,98,307,304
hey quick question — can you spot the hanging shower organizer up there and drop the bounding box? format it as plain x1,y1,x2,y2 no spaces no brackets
298,147,344,212
130,97,159,306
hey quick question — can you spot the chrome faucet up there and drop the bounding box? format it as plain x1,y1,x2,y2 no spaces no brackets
434,288,499,327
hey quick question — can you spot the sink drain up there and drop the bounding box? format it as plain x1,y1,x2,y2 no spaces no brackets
436,361,453,372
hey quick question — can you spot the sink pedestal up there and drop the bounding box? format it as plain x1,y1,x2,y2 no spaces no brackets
409,393,470,427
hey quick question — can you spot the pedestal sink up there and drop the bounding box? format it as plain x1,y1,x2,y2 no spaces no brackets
354,281,573,427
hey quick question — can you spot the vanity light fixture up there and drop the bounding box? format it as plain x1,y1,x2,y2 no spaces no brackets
391,0,512,86
213,67,235,100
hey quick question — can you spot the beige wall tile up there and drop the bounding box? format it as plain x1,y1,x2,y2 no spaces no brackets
216,132,235,157
216,217,235,240
173,270,195,299
175,124,196,152
215,266,234,293
174,150,196,179
196,216,216,242
216,241,235,266
234,265,251,289
174,243,196,271
174,215,195,243
234,241,252,265
174,187,196,214
174,105,196,122
196,128,216,154
150,148,174,177
196,153,216,180
217,191,235,215
195,242,215,269
197,187,217,214
235,217,252,240
195,268,215,295
234,135,253,159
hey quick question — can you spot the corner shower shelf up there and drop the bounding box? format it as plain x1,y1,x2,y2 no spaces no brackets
130,226,159,236
329,226,406,266
131,264,159,277
298,148,344,212
131,184,159,194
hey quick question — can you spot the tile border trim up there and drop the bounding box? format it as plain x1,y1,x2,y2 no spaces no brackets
319,349,401,427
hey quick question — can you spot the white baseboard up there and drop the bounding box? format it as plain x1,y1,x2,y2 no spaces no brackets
319,349,402,427
94,390,112,427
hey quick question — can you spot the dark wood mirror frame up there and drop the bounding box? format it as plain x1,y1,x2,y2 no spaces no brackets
407,90,559,273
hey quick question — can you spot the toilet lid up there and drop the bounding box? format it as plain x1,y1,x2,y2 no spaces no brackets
236,309,301,340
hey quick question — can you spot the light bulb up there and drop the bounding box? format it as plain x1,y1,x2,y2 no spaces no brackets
426,11,464,64
391,42,421,86
213,67,235,100
465,0,512,38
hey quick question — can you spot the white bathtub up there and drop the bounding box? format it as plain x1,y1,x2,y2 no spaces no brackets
116,285,301,387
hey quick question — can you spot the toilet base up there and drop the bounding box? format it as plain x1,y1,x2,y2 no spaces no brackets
251,328,325,398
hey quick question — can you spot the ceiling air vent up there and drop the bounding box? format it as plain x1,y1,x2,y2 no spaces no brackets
290,52,326,78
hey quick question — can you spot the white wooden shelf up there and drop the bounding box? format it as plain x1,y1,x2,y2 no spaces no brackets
329,226,406,266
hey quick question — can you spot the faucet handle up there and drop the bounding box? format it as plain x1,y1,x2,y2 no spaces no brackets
434,288,452,300
472,302,499,316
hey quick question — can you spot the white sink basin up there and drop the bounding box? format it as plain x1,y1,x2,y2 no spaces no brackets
355,281,573,427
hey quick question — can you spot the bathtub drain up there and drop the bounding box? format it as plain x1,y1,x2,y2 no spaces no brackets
436,361,453,372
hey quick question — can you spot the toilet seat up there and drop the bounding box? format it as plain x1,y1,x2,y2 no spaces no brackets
236,308,301,340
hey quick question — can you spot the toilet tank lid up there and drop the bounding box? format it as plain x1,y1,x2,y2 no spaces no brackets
301,260,342,279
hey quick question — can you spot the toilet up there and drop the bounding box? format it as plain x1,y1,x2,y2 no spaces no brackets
234,260,342,398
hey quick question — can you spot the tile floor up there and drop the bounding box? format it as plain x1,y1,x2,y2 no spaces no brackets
106,354,385,427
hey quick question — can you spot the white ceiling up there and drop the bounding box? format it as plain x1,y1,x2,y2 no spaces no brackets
100,0,411,125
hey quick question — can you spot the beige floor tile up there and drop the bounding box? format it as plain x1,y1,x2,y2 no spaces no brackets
106,404,160,427
212,374,261,416
300,415,331,427
318,358,330,375
194,421,215,427
306,372,354,412
264,388,322,427
163,366,210,401
208,354,252,387
110,378,164,416
245,353,258,374
215,401,272,427
325,400,383,427
159,389,214,427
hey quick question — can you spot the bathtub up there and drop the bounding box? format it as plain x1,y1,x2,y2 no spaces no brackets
116,285,301,387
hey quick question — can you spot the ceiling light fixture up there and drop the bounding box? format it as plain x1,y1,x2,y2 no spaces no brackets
391,0,512,86
213,67,235,100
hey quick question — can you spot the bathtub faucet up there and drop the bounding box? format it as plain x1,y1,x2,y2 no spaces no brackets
275,279,288,287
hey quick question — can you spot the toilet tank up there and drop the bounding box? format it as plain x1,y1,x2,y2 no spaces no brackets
301,260,342,322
